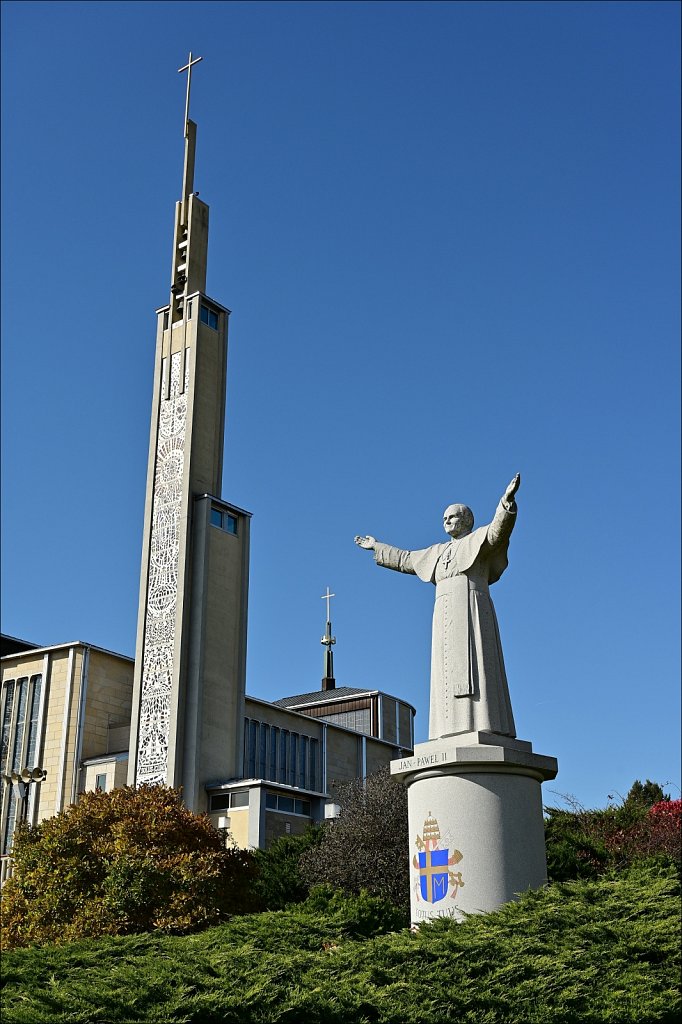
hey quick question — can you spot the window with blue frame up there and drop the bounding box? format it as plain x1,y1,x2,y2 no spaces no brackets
200,304,219,330
210,507,238,535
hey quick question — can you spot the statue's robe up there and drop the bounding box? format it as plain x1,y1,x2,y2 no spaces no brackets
373,502,517,739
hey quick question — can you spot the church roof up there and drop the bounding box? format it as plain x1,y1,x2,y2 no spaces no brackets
273,686,374,708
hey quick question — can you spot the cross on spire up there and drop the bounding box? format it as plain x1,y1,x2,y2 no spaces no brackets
321,587,336,624
320,588,336,691
178,52,203,138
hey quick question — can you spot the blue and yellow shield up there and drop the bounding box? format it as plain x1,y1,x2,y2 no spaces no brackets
418,847,449,903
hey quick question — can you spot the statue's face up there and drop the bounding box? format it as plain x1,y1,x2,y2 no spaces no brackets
443,504,473,538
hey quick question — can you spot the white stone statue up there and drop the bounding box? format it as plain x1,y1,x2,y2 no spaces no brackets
355,474,520,740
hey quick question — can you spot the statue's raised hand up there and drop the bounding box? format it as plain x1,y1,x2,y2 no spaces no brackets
503,473,521,506
355,535,376,550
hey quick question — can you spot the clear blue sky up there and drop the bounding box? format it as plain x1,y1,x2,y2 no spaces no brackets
2,1,680,809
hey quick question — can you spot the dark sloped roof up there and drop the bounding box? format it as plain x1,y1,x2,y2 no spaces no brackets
273,686,373,708
1,634,41,657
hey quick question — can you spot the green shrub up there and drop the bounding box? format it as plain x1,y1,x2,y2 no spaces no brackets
1,862,679,1023
0,785,257,948
252,827,322,909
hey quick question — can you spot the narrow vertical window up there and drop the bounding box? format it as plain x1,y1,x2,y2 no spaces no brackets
242,719,249,778
299,736,308,788
258,723,268,778
270,727,279,781
0,681,16,776
10,679,28,773
309,738,319,792
95,773,107,792
279,730,288,784
25,675,42,769
247,720,257,777
289,734,298,787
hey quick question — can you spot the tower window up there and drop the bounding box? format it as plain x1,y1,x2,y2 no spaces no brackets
200,305,219,330
210,508,238,534
95,774,107,792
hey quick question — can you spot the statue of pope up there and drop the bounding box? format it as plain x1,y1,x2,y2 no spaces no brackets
355,474,520,740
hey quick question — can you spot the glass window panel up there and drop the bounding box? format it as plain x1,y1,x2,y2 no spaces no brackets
309,738,319,792
270,727,279,781
299,736,308,788
25,676,42,769
11,679,28,772
295,799,311,816
230,791,249,808
209,309,218,330
278,796,294,813
259,723,268,778
210,508,222,528
95,773,107,792
279,731,288,784
321,708,371,734
201,304,209,325
288,734,298,787
225,513,237,535
247,720,257,777
210,794,231,811
242,720,249,777
265,793,277,809
0,681,16,776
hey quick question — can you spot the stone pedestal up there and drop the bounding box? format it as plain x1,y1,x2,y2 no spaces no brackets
391,732,558,925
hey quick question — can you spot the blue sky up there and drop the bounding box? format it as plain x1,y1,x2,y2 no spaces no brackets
2,0,680,809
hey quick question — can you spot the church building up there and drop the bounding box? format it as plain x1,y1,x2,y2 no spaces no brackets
0,59,413,879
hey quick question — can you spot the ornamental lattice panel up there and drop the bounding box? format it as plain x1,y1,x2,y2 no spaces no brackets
136,352,189,784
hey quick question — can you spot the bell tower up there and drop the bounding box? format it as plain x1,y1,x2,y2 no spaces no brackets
128,56,249,810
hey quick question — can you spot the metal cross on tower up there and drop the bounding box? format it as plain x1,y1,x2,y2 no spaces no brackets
178,51,203,137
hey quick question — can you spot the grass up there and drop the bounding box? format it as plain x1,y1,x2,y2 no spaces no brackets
1,863,679,1024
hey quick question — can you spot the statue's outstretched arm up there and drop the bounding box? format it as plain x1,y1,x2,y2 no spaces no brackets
355,536,416,575
487,473,520,547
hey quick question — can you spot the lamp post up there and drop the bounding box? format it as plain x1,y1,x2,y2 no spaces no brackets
2,767,47,826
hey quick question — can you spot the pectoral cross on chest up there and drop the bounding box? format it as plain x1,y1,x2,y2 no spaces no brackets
441,540,458,572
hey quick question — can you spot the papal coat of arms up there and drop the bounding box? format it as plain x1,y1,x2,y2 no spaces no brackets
412,812,464,903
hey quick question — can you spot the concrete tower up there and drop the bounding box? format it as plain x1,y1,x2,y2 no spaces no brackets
128,56,249,810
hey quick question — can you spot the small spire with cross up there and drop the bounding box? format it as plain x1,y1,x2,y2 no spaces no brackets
177,51,203,216
169,52,207,324
320,587,336,691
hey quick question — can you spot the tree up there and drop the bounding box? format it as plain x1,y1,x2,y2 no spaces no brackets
0,785,257,949
624,779,669,810
300,768,410,918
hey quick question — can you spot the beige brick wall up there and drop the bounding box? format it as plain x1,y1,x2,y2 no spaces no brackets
80,650,133,762
40,649,80,819
226,807,249,848
1,644,134,834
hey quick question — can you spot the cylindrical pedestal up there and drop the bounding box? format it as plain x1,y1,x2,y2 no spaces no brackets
392,734,558,925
